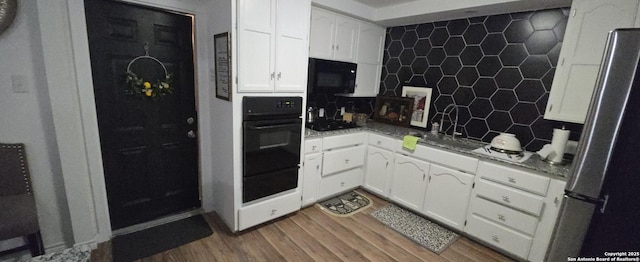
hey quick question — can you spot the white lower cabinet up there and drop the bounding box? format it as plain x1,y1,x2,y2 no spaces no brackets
465,161,566,261
318,167,363,199
238,191,301,230
313,132,366,200
465,214,534,259
390,154,429,212
363,146,394,197
423,164,474,231
322,145,365,176
302,153,322,206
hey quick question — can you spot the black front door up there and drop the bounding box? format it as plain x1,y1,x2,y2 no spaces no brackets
85,0,200,229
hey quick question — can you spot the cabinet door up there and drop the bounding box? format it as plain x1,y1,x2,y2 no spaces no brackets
364,146,394,197
333,16,357,62
274,0,309,92
238,0,276,92
309,8,336,60
356,22,385,64
390,154,429,212
353,63,381,97
546,0,639,123
302,153,322,206
423,164,474,231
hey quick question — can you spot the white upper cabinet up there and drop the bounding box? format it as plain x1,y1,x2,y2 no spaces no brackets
545,0,640,123
352,22,385,97
356,22,385,64
309,7,357,62
238,0,310,93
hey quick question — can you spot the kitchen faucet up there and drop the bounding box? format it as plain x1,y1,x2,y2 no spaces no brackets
439,104,462,139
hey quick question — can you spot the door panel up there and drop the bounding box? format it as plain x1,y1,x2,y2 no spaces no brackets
85,0,199,229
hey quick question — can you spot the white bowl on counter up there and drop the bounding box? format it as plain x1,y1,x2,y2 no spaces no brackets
490,133,522,153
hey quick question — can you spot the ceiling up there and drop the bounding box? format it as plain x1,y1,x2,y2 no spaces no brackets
351,0,420,8
313,0,573,27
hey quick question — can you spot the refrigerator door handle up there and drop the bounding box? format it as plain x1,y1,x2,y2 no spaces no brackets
599,194,609,213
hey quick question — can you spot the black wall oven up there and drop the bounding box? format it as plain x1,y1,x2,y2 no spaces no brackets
242,96,303,203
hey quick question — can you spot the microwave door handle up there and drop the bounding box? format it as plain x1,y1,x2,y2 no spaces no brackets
246,123,300,130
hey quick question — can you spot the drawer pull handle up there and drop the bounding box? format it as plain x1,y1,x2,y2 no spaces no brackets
340,182,345,187
376,141,381,145
507,177,516,183
492,235,500,243
312,146,317,151
345,159,350,164
502,196,511,203
497,214,506,221
270,209,277,215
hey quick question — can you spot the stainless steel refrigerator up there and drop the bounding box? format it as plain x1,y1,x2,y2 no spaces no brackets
546,29,640,260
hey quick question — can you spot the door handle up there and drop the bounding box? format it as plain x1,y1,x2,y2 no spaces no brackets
187,130,196,138
277,72,282,80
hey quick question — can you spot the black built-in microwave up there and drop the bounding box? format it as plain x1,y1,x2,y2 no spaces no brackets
307,58,357,94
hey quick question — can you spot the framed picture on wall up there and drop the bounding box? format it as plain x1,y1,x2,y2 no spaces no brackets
401,86,433,128
214,32,231,101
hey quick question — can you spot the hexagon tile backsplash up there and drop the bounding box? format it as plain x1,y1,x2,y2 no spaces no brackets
379,8,584,151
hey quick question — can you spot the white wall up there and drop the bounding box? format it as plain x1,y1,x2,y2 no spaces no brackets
0,0,72,251
208,0,236,229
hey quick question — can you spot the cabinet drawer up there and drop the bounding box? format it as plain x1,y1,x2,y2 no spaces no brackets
323,132,366,150
476,179,544,216
466,214,533,259
322,145,365,175
477,161,550,196
238,191,301,230
398,144,478,174
368,133,397,151
305,138,322,154
469,197,539,236
319,167,363,199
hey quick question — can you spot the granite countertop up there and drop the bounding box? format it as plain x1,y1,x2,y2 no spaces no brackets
305,121,572,179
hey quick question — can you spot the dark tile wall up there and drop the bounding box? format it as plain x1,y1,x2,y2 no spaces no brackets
306,8,583,151
379,8,583,151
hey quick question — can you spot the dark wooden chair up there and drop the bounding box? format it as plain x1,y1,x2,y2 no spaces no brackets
0,143,44,257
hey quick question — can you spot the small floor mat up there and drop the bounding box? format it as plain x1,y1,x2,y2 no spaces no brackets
316,191,372,217
370,204,459,254
112,214,212,262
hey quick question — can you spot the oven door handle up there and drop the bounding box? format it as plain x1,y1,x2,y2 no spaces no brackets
246,123,301,130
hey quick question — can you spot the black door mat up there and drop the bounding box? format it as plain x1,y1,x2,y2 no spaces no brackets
370,204,459,254
316,191,372,217
112,214,212,262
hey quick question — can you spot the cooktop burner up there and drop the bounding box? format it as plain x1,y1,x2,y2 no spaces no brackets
306,119,360,131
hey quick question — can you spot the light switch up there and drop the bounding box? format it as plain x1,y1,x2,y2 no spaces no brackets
11,74,28,93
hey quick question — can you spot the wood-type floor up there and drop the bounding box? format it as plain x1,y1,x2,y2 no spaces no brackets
91,190,514,262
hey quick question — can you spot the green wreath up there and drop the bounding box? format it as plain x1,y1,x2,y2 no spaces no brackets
125,54,173,100
125,71,173,99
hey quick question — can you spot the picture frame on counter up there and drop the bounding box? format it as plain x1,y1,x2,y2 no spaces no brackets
214,32,231,101
373,95,414,127
401,86,432,128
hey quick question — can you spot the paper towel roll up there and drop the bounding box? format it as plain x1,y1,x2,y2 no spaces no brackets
549,128,570,162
